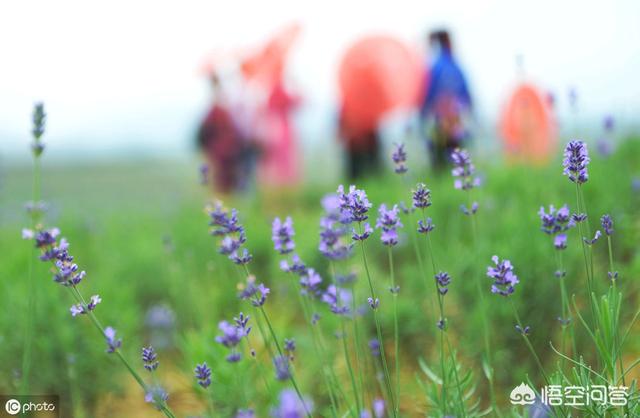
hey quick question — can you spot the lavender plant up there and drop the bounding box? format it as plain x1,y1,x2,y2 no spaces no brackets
25,229,178,418
338,184,397,417
450,147,499,414
21,103,46,396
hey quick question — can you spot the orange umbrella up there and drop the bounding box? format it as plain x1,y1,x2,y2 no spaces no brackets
241,22,302,87
500,83,557,163
338,35,423,135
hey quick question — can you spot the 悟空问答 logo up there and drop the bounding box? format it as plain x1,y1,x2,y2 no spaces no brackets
510,382,536,405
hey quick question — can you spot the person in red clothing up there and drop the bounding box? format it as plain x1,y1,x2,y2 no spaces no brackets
197,73,245,194
338,105,380,180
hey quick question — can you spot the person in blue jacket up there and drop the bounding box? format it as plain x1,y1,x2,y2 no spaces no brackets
420,30,472,170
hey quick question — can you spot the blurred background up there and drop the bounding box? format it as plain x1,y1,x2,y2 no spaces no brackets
1,0,639,166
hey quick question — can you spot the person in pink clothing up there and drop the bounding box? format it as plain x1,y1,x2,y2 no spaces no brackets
257,79,301,187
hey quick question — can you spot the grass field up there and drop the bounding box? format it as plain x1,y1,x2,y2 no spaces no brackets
1,138,639,417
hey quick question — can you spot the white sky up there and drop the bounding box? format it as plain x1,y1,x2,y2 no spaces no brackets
1,0,639,159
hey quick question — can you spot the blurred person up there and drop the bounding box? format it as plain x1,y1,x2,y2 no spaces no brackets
197,72,246,194
337,35,421,179
420,29,472,170
257,76,301,187
338,105,381,179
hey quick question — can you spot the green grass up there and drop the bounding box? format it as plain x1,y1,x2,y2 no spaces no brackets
1,139,639,417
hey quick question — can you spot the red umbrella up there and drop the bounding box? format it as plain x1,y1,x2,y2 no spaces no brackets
241,22,302,87
500,83,557,163
338,35,423,135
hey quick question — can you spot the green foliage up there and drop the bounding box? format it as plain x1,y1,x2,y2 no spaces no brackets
1,138,640,416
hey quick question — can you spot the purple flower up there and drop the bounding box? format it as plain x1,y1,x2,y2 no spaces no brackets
142,346,159,371
284,338,296,352
215,318,248,362
601,214,613,236
460,202,479,215
271,389,313,418
373,399,385,418
239,278,270,307
208,202,252,264
145,385,169,410
435,272,451,295
104,326,122,353
391,143,408,174
376,204,403,246
451,148,480,190
368,339,380,356
417,218,435,234
583,230,602,245
319,216,353,260
487,255,519,296
31,102,46,156
208,203,242,236
367,297,380,310
539,204,574,235
70,294,101,317
322,285,351,316
352,222,373,241
572,213,587,223
219,235,245,256
272,217,295,254
515,325,531,335
236,409,255,418
338,185,372,223
234,312,252,335
280,254,307,275
554,234,567,250
33,227,60,248
562,140,590,184
230,248,252,265
603,115,614,132
299,268,323,297
412,183,432,209
274,355,291,381
194,362,212,388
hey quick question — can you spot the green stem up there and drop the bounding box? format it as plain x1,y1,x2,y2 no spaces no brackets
68,287,177,418
329,261,359,418
510,299,550,385
21,155,41,395
358,230,397,417
259,305,311,418
465,191,498,415
296,284,340,418
387,247,400,416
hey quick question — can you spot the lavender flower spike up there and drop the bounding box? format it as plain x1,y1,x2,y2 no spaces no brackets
412,183,432,209
142,346,159,371
451,148,480,190
274,355,291,381
562,140,590,184
195,362,212,388
272,216,295,254
601,214,613,236
337,185,372,223
145,385,169,410
271,389,314,418
487,255,519,296
376,204,403,246
391,143,408,174
104,326,122,353
435,272,452,295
